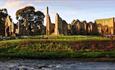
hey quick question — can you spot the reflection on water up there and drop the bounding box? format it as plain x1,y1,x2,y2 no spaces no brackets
0,59,115,70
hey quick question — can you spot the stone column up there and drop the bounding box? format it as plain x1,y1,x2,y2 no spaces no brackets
54,13,63,35
54,13,60,35
46,7,51,35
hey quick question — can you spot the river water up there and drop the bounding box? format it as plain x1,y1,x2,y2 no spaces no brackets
0,59,115,70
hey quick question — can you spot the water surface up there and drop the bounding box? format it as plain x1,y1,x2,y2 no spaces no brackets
0,59,115,70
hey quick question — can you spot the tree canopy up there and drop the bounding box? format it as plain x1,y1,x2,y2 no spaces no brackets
16,6,44,22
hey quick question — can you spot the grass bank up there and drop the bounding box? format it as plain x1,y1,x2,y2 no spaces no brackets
0,35,114,59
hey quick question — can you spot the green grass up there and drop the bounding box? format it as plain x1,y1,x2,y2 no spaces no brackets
14,35,110,42
0,35,112,59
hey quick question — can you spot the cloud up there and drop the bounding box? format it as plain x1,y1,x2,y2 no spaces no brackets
1,0,20,9
0,0,45,23
1,0,39,9
0,0,27,23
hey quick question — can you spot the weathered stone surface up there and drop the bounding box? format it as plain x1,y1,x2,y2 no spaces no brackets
70,19,99,35
67,24,72,35
46,7,51,35
87,22,93,35
50,23,55,34
95,17,115,35
62,20,68,35
1,7,115,36
71,19,81,35
80,21,87,35
5,16,14,36
54,13,63,35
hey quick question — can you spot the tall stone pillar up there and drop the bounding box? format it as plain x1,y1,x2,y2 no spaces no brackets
54,13,63,35
46,7,51,35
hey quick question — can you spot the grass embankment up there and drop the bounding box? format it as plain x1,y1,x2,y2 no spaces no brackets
0,35,114,59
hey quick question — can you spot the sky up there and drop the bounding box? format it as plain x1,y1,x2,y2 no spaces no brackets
0,0,115,24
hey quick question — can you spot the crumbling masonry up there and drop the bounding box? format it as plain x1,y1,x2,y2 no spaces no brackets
0,7,115,36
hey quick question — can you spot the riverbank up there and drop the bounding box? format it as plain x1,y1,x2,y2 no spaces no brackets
0,35,115,60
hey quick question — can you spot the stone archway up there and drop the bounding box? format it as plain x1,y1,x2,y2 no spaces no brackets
97,24,102,35
103,25,109,35
87,22,93,34
76,21,81,34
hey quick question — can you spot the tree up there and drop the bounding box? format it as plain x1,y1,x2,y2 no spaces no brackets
16,6,45,35
0,8,13,36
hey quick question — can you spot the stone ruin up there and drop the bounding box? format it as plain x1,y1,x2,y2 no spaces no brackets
70,20,97,35
46,7,51,35
45,7,115,36
45,7,68,35
0,9,15,36
54,13,68,35
5,16,15,36
95,17,115,35
0,6,114,36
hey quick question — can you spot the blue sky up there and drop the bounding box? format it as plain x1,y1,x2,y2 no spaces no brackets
0,0,115,24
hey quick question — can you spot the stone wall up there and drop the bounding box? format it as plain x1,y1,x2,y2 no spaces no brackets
95,18,115,35
46,7,51,35
5,16,15,36
62,20,68,35
0,7,115,36
54,13,63,35
70,19,97,35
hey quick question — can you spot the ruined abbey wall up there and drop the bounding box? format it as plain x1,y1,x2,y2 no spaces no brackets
0,7,115,36
5,16,15,36
95,18,115,35
45,7,115,36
